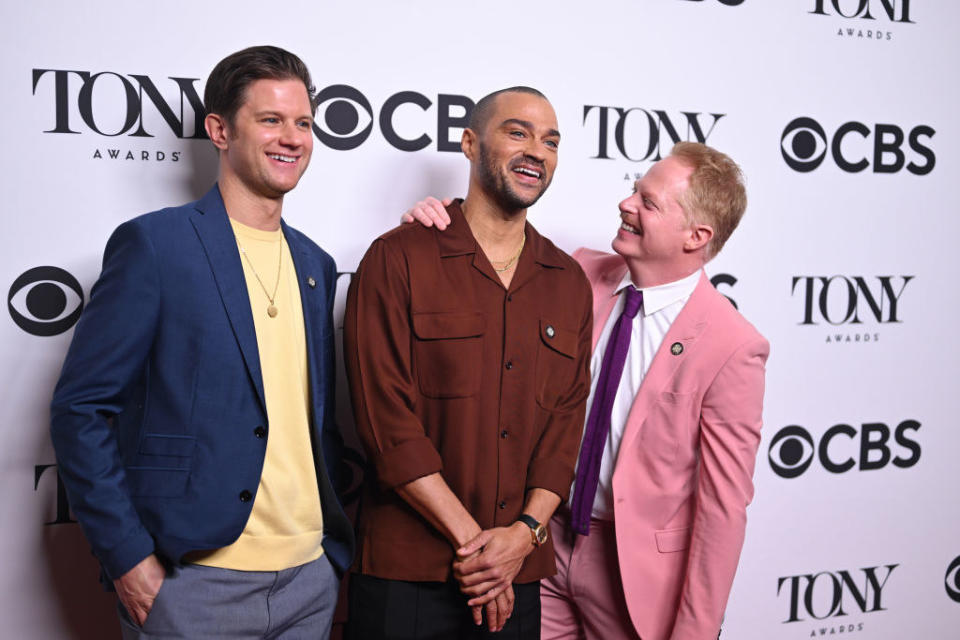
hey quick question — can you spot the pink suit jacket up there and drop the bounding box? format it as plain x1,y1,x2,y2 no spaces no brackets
575,248,769,640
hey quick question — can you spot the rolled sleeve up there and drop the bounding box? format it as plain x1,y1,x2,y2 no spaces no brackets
344,238,443,490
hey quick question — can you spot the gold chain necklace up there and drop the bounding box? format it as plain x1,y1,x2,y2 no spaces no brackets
492,233,525,273
237,238,283,318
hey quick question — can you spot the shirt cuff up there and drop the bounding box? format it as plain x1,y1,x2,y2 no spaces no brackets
526,458,576,502
373,437,444,489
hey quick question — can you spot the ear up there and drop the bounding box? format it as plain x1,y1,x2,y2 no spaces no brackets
205,113,230,151
684,223,714,253
461,128,477,162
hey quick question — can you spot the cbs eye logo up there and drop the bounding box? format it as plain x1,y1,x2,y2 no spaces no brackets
313,85,374,151
947,556,960,603
8,266,84,336
767,425,815,478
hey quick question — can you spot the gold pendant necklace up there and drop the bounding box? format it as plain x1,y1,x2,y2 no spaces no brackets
492,233,526,273
237,238,283,318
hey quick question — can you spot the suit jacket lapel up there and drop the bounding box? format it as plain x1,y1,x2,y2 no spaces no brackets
591,261,629,349
619,272,712,453
282,223,328,431
189,185,267,415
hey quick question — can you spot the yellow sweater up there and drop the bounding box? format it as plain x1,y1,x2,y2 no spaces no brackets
190,219,324,570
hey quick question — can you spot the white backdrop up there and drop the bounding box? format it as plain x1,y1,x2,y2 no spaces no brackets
2,1,958,638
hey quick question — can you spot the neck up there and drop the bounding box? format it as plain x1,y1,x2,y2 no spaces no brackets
218,170,284,231
461,186,526,252
625,257,702,289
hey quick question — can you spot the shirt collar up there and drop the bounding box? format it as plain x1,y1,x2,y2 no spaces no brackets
437,199,566,269
614,268,701,317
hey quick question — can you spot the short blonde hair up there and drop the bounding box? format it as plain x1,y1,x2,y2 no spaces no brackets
670,142,747,260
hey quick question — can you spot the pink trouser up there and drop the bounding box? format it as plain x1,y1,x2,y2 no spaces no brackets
541,512,640,640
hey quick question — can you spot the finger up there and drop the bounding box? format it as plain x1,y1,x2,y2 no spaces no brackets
471,604,483,626
457,530,493,557
497,592,512,625
422,197,451,229
485,599,501,632
400,212,416,224
467,582,509,607
457,568,500,589
442,197,454,207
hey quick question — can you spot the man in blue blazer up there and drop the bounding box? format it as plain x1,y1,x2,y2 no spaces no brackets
50,46,353,639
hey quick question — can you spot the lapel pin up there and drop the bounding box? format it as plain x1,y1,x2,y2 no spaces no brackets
307,276,316,289
545,325,556,339
670,342,683,356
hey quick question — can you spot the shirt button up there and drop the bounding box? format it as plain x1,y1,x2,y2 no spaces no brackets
239,490,252,503
498,501,507,509
500,430,509,439
505,361,513,370
507,294,513,302
254,426,267,438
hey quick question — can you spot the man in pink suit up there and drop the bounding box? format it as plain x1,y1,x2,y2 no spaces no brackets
405,141,768,640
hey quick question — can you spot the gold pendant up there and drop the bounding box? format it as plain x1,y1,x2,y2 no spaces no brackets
267,305,278,318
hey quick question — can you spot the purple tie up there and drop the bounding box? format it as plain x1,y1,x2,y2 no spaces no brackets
570,286,643,535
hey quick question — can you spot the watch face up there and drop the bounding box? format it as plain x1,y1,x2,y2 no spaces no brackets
535,526,548,544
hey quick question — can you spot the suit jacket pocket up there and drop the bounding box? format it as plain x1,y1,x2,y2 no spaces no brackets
655,526,691,553
412,311,485,398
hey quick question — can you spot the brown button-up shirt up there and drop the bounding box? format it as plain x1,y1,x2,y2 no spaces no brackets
344,200,592,582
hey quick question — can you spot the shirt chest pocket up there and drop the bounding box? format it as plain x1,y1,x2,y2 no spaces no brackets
412,311,485,399
534,319,579,410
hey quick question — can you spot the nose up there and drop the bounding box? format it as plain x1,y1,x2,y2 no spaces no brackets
618,193,636,213
279,121,304,148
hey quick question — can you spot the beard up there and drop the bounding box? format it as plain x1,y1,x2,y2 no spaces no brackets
476,142,552,212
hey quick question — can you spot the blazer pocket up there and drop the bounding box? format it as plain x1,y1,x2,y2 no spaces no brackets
412,311,485,398
655,526,691,553
139,434,196,457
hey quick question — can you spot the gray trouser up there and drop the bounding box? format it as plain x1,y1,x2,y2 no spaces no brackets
118,553,339,639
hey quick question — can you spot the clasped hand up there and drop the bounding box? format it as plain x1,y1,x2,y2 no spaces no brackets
453,523,533,632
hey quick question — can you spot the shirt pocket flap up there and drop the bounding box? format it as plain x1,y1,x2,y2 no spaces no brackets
655,526,691,553
139,434,196,457
412,312,485,340
539,320,576,358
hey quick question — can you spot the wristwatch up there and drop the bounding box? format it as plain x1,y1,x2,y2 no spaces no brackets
517,514,548,547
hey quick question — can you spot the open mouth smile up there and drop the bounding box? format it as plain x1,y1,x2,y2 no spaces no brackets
267,153,297,164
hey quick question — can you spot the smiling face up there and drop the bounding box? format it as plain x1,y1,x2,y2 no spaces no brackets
466,92,560,213
213,78,314,201
612,155,712,286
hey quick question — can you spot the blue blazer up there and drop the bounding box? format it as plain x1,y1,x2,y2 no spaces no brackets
50,185,354,581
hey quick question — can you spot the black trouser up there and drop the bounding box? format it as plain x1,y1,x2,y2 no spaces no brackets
346,573,541,639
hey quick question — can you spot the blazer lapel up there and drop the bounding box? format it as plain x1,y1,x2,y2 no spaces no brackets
618,272,712,452
282,223,328,431
591,261,628,349
189,185,267,415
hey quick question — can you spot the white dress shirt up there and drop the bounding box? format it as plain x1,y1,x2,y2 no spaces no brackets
570,268,702,520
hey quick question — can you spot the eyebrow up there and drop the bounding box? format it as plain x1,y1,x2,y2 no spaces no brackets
500,118,561,140
254,110,313,120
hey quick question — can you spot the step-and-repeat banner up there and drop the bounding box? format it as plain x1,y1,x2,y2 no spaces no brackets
2,1,957,638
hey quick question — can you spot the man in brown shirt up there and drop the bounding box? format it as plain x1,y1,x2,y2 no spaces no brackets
343,87,592,639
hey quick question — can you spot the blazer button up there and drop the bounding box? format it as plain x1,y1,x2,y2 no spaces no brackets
239,490,252,503
254,426,267,438
498,501,507,509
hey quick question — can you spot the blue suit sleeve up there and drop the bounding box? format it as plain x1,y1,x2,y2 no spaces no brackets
50,219,160,580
